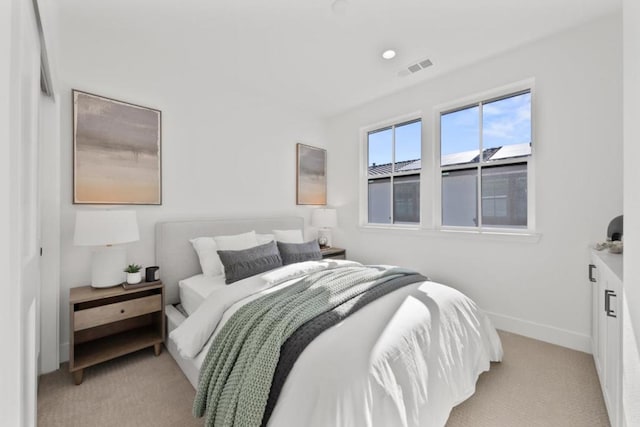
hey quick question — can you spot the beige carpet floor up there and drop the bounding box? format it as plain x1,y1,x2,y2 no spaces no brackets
446,331,609,427
38,331,609,427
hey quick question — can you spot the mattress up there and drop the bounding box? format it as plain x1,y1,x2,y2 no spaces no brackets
178,274,225,316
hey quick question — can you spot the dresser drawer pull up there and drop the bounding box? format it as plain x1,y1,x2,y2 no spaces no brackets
121,309,125,314
605,290,617,318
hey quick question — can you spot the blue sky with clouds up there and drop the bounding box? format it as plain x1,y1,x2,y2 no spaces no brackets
368,121,421,166
368,92,531,167
442,92,531,155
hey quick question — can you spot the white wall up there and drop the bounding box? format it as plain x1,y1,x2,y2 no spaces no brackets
326,14,622,352
622,0,640,424
54,15,327,361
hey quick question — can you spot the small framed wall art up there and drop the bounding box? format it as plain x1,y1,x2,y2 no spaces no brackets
296,143,327,205
73,90,162,205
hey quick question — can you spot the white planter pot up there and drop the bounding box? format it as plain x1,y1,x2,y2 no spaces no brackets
126,272,142,285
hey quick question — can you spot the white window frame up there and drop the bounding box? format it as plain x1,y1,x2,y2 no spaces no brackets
434,79,536,234
359,112,423,228
358,80,538,242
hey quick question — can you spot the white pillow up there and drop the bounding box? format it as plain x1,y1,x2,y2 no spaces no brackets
273,229,304,243
189,237,222,277
256,233,275,244
214,230,259,250
178,274,226,315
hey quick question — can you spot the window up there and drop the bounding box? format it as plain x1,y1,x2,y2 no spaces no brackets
440,90,531,229
367,119,421,225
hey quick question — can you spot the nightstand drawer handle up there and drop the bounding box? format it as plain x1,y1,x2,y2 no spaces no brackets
120,309,125,314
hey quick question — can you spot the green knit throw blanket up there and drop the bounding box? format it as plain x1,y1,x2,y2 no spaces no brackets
193,265,414,427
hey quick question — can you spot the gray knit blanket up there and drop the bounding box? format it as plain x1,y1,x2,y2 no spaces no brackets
193,265,419,427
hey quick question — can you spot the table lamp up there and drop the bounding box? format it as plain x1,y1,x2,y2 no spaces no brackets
73,210,140,288
311,208,337,248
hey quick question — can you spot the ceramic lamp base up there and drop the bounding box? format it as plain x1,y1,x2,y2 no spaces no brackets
318,228,332,248
91,246,126,288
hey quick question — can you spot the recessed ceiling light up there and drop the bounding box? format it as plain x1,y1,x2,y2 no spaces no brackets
382,50,396,60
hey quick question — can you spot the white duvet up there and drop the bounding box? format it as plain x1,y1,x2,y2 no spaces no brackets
169,260,503,427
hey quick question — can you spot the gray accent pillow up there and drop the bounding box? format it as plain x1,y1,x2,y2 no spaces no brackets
217,241,283,284
277,240,322,265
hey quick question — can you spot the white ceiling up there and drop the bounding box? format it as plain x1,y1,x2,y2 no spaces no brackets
57,0,620,117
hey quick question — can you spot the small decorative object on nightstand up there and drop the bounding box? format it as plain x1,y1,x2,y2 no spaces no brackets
145,266,160,282
68,282,165,385
124,264,143,284
312,208,338,248
321,247,346,260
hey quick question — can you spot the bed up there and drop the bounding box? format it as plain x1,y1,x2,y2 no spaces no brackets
156,217,503,427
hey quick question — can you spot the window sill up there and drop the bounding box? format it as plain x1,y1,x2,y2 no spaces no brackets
359,224,541,244
360,224,421,232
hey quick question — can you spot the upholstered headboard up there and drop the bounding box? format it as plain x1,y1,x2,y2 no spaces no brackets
155,217,304,305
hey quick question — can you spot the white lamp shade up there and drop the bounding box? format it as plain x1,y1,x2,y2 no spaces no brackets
312,208,337,228
74,210,140,246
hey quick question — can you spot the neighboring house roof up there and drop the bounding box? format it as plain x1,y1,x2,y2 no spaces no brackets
398,159,421,172
440,150,477,166
490,143,532,160
368,159,417,176
368,142,531,175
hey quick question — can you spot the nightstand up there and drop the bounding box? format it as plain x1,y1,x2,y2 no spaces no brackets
321,247,346,260
69,282,165,385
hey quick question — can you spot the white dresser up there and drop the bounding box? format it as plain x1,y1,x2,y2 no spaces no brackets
589,250,623,426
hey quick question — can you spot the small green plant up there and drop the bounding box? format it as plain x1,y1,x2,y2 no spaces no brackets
124,264,142,273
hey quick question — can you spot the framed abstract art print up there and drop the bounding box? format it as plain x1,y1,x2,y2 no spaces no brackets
73,90,162,205
296,143,326,205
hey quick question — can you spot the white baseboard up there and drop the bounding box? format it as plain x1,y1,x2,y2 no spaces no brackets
486,311,592,354
59,342,68,364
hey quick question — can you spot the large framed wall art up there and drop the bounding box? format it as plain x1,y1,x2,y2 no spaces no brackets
296,143,326,205
73,90,162,205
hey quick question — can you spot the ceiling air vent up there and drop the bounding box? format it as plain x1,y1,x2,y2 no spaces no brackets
398,58,433,77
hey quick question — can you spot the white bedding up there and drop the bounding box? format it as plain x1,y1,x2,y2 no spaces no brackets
178,274,225,316
168,260,503,427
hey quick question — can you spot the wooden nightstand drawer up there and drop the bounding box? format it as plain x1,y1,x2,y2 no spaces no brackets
74,294,161,331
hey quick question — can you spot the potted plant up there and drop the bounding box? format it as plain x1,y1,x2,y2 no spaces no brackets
124,264,143,284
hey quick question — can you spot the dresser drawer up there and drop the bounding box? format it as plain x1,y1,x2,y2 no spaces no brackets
74,294,162,331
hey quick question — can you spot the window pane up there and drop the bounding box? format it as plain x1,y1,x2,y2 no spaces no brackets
368,178,391,224
368,128,392,173
442,169,477,226
395,120,421,173
483,92,531,161
481,163,527,227
393,174,420,224
441,106,479,166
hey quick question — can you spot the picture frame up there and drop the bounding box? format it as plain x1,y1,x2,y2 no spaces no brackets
296,143,327,205
73,89,162,205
